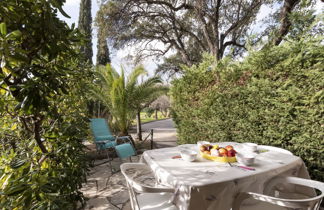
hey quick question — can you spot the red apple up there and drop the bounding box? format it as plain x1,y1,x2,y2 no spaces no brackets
225,145,234,151
200,145,207,152
218,148,228,156
227,149,236,157
205,144,213,151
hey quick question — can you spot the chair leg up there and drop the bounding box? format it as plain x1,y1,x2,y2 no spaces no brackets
105,148,114,161
106,148,114,173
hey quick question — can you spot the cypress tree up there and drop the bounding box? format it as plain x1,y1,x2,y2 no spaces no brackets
78,0,93,64
96,24,111,65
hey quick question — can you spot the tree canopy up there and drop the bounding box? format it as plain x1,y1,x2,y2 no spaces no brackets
97,0,317,75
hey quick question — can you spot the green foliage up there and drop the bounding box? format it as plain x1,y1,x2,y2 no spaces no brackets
89,64,167,135
78,0,93,64
0,0,90,208
0,88,89,209
95,4,111,66
143,107,155,118
171,38,324,181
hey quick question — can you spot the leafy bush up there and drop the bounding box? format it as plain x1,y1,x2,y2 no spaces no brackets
143,107,155,118
0,0,91,208
171,38,324,181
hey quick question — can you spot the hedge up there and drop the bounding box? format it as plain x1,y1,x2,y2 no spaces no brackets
171,38,324,181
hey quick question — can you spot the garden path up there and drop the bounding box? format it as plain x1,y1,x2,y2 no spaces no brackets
137,118,177,148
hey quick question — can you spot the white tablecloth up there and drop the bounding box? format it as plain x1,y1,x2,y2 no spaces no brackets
142,143,313,210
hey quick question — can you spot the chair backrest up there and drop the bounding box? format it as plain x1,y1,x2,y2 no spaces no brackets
120,163,174,210
233,176,324,210
90,118,114,141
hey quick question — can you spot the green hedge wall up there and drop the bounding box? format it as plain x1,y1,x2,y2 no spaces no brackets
171,39,324,181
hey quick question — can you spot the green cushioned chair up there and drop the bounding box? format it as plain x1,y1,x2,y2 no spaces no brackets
90,118,136,172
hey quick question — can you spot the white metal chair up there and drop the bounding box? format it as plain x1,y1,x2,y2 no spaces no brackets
233,176,324,210
120,163,178,210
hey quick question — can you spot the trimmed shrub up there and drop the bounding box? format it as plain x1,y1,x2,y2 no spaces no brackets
171,38,324,181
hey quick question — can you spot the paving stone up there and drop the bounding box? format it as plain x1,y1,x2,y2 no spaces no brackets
109,190,130,206
97,185,125,198
121,201,132,210
84,197,113,210
108,172,127,187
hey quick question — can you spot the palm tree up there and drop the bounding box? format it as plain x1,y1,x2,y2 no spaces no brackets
129,76,168,140
90,64,167,140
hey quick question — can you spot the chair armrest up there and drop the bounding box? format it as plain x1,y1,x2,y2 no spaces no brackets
233,191,319,210
115,136,131,144
131,179,175,193
264,176,321,198
95,140,110,145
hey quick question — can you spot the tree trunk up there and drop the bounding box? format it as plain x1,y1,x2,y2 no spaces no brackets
155,109,158,120
136,111,142,141
97,101,100,118
161,109,167,117
273,0,300,45
33,115,48,154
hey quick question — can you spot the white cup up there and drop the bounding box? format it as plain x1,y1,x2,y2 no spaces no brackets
243,143,258,152
236,153,256,166
180,149,197,162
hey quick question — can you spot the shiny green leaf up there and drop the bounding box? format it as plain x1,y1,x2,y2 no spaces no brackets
10,159,26,169
0,22,7,35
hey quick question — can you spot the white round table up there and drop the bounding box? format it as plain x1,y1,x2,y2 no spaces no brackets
142,143,313,210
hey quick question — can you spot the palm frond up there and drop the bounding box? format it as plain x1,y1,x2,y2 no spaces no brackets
89,63,169,135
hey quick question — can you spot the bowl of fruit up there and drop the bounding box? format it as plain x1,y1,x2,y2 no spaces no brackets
199,144,237,163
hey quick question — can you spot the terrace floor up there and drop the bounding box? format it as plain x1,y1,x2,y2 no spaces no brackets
81,157,140,210
82,119,178,209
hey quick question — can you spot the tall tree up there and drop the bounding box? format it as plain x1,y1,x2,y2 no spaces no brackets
78,0,93,64
97,0,314,75
96,4,111,66
96,26,111,65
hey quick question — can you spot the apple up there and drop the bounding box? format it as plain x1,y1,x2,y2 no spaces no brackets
205,144,213,151
203,150,211,155
200,145,207,152
218,148,228,156
227,149,236,157
225,145,234,151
